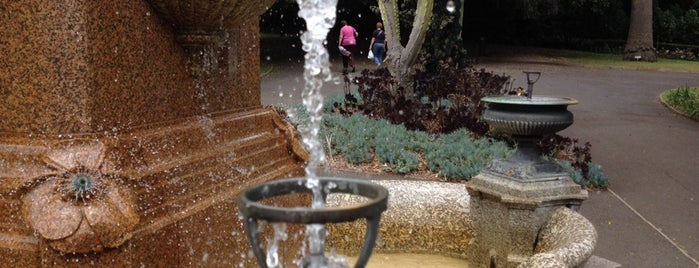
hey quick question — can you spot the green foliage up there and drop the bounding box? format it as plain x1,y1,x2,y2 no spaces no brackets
587,164,610,189
288,103,609,187
463,0,628,49
373,121,433,173
319,113,510,178
277,103,312,135
419,0,468,72
425,129,511,180
541,135,610,189
370,0,466,72
324,88,363,115
556,160,585,186
661,86,699,119
656,7,699,45
322,114,375,164
555,160,610,189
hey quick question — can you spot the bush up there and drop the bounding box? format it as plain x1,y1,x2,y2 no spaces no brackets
322,114,375,164
285,104,608,188
425,129,511,179
334,61,510,137
540,135,610,189
661,86,699,119
656,45,699,61
587,164,610,189
320,113,511,178
655,7,699,46
316,62,608,188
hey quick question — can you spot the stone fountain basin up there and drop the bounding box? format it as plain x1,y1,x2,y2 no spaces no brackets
481,95,578,136
325,179,596,267
482,96,579,106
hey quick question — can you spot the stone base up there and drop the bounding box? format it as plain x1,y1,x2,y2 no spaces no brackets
469,170,588,207
466,171,588,268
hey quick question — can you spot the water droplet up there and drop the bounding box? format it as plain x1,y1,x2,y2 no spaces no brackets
446,0,456,13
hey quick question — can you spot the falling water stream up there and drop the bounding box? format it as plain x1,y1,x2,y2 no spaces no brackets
264,2,470,267
266,0,339,267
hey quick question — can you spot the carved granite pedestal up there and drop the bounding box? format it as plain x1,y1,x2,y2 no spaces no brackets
467,167,587,267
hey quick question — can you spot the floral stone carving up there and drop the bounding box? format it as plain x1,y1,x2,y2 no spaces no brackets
21,139,139,254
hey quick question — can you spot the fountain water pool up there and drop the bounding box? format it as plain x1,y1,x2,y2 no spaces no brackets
345,253,471,268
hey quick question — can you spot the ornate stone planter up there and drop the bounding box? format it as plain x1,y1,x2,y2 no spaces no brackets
480,95,578,181
481,96,577,137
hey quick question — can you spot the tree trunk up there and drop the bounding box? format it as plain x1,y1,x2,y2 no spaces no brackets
378,0,433,93
624,0,656,62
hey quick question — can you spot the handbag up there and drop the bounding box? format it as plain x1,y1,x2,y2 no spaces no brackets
367,50,374,59
339,46,351,57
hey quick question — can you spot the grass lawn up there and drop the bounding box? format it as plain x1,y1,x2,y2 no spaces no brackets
481,45,699,73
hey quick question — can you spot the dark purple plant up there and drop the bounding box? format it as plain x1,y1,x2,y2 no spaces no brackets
341,60,510,137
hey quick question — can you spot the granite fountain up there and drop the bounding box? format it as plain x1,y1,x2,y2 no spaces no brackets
1,1,597,267
0,1,309,267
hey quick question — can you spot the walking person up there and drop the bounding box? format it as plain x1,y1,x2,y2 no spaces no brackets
369,22,386,66
338,20,358,74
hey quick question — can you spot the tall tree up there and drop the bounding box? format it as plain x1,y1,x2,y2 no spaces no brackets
624,0,657,61
377,0,434,91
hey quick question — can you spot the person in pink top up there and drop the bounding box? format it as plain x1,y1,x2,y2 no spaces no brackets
338,20,358,74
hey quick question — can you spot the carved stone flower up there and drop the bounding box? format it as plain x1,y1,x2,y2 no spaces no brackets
22,139,139,253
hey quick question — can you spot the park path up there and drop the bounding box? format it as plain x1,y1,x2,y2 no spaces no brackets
261,55,699,267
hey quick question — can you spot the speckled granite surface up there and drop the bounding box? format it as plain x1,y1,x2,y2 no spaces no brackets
519,207,597,268
467,171,590,267
0,0,264,134
0,1,303,267
0,108,308,267
324,177,597,268
326,180,474,258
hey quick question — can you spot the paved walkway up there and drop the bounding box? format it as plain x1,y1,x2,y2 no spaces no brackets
261,55,699,267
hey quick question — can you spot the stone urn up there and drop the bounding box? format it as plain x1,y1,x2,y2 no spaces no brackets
479,95,579,181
